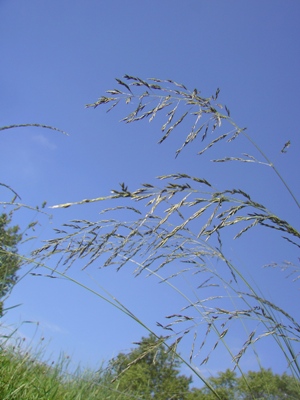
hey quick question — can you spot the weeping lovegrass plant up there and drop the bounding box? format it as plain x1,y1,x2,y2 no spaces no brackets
31,76,299,392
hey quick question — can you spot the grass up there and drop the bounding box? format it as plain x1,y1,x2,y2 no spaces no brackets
1,336,300,399
1,76,299,398
0,342,136,400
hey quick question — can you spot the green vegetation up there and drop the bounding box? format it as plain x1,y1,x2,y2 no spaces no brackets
107,334,300,399
0,213,22,317
107,333,192,399
0,346,119,400
189,368,300,399
0,334,299,399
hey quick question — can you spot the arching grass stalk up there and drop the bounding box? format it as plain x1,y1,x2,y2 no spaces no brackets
16,75,298,396
36,174,299,380
17,255,223,399
124,252,300,380
0,123,68,136
87,75,299,209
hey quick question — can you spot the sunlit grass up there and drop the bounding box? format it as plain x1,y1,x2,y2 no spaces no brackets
0,339,136,400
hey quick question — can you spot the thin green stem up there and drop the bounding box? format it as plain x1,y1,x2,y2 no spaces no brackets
20,255,223,399
241,130,300,209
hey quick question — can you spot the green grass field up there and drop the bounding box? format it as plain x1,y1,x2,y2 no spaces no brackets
0,346,133,400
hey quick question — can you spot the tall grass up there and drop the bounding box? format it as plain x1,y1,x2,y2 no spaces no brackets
2,78,299,398
0,341,140,399
0,321,141,400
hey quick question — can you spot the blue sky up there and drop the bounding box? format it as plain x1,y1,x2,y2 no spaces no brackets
1,0,300,383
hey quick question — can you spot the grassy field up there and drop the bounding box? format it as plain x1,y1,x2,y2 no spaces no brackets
1,327,300,399
0,346,134,400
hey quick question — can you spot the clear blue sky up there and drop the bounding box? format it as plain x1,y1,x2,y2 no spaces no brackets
1,0,299,383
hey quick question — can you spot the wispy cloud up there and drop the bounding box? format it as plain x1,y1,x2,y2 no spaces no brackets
40,320,68,335
31,134,57,150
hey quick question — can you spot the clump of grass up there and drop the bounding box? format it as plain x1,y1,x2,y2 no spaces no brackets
0,342,135,399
